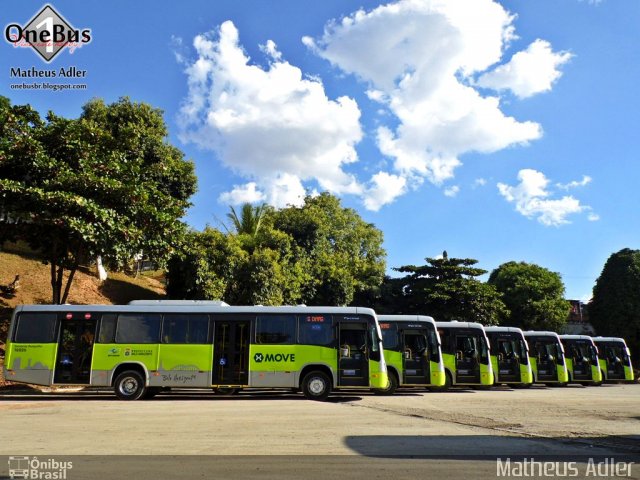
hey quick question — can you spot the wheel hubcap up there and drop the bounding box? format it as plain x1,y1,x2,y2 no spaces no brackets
120,377,138,396
309,378,326,395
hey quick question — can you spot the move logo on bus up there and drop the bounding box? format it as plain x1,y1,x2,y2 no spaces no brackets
253,353,296,363
5,4,92,62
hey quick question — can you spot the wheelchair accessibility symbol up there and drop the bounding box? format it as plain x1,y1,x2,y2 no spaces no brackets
219,357,227,366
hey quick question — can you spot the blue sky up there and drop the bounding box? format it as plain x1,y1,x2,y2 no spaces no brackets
2,0,638,302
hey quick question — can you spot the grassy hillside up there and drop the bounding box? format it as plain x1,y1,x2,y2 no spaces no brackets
1,248,167,386
0,249,166,350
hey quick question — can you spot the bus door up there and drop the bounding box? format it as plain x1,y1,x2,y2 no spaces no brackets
604,344,626,380
535,341,558,381
496,338,520,382
401,329,430,385
569,343,591,380
212,320,249,386
338,322,369,387
455,333,481,383
53,314,97,384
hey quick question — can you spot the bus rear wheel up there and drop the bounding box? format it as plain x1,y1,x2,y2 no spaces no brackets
114,370,147,400
373,372,398,396
301,371,332,401
213,387,238,396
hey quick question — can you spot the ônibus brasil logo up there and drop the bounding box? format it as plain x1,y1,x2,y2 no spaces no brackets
4,4,91,62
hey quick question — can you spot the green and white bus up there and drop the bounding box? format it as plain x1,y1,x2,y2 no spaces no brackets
435,321,493,388
559,335,603,386
485,326,533,387
3,301,388,401
593,337,634,383
375,315,445,394
523,331,569,385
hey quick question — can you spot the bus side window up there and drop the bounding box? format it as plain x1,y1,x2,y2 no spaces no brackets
256,315,296,344
298,315,333,346
115,314,162,344
14,313,57,343
98,314,117,343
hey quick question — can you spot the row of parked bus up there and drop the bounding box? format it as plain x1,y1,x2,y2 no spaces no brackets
382,317,634,393
2,302,635,400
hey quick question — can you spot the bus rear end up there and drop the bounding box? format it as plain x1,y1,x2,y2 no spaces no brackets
4,306,59,386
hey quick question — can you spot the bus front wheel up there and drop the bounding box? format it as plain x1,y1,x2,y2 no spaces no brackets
114,370,147,400
301,371,332,401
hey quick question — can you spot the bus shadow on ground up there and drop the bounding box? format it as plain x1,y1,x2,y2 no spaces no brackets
0,389,367,403
343,434,640,458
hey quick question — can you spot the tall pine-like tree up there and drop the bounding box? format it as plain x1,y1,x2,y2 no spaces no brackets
390,251,507,324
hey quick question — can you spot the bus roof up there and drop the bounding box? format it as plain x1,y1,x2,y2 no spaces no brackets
592,336,628,345
12,304,377,317
559,334,596,342
129,300,230,306
436,320,485,330
523,331,561,338
484,326,525,334
378,315,436,325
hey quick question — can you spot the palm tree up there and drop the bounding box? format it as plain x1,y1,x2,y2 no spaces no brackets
226,203,268,237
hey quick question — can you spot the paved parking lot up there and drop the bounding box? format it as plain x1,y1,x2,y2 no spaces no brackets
1,383,639,478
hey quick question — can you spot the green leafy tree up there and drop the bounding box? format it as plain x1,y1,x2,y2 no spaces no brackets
167,193,386,307
0,96,197,303
488,261,570,331
272,193,386,306
166,224,306,306
391,251,507,324
589,249,640,362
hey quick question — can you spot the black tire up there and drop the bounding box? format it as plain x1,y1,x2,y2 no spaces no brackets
114,370,147,400
213,387,238,396
142,387,161,400
301,371,332,401
373,371,398,396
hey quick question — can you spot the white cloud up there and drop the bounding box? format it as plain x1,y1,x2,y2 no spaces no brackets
306,0,544,189
556,175,592,190
477,39,572,98
218,182,266,205
444,185,460,197
587,212,600,222
363,172,407,211
474,178,487,187
497,169,592,226
178,21,364,208
180,1,570,212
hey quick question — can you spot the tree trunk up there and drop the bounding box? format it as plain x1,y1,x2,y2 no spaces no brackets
60,267,77,305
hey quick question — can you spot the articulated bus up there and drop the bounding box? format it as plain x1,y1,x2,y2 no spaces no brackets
3,301,388,401
375,315,445,394
485,326,533,387
559,335,603,386
435,321,493,388
523,331,569,385
593,337,634,383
